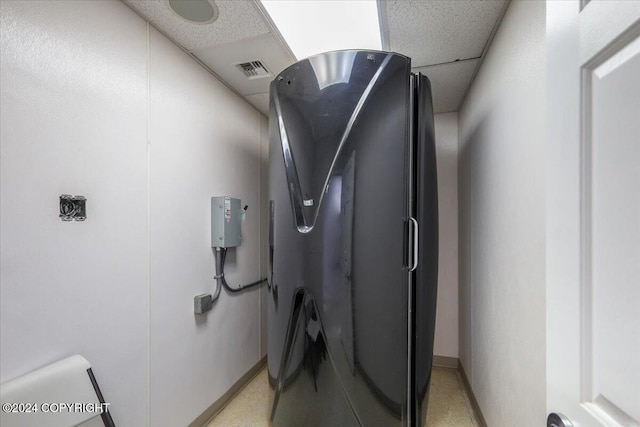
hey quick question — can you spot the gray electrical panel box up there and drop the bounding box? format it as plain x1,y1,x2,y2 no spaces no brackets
211,196,242,248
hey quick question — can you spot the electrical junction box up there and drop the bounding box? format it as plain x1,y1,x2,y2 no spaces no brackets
211,196,242,248
194,293,213,314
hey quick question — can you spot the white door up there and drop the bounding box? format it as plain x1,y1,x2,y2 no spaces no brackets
547,1,640,426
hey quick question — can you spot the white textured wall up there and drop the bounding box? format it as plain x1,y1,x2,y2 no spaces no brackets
147,26,266,426
0,1,267,426
0,2,149,425
458,1,546,425
433,112,459,359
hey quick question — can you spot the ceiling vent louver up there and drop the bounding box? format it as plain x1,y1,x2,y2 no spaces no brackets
236,60,271,79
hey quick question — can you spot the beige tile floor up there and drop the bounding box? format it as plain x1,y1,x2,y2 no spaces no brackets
206,366,479,427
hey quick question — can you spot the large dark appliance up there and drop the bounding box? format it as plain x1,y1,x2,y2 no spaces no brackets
267,50,438,427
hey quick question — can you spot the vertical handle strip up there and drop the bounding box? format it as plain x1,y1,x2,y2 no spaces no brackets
268,200,275,290
409,217,419,272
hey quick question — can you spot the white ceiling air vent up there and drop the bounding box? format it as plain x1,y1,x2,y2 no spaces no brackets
236,60,271,79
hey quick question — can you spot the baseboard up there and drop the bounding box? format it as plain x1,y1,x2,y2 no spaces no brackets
457,362,488,427
189,356,267,427
432,355,459,369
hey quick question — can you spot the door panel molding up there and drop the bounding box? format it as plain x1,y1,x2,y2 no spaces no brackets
548,1,640,425
579,22,640,424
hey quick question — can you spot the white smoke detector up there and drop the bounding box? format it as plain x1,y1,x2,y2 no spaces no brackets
167,0,219,25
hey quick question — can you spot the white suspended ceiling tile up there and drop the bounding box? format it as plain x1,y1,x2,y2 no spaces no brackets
386,0,506,67
414,58,479,113
245,93,269,116
192,34,295,96
124,0,270,51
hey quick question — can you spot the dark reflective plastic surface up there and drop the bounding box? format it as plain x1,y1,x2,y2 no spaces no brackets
267,50,438,427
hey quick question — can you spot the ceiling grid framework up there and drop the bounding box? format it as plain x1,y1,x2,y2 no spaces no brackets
123,0,508,115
